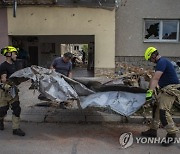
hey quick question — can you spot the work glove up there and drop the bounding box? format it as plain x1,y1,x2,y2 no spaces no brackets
146,89,153,101
143,89,154,109
145,89,155,106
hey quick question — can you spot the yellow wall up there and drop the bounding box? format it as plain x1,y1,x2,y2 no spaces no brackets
7,7,115,68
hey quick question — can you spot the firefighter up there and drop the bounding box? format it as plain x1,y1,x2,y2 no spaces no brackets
141,47,179,146
0,46,25,136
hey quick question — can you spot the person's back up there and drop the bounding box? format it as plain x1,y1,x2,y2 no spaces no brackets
156,57,179,88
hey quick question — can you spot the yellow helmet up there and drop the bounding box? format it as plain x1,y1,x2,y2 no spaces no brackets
1,46,18,56
144,47,157,61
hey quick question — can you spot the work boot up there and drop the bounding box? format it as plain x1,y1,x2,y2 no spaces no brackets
13,128,25,136
162,133,176,147
0,119,4,130
141,129,157,137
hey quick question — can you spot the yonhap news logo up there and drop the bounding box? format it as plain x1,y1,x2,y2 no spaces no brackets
119,132,180,149
119,132,133,149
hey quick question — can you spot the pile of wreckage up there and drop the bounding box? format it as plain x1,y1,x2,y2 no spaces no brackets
10,61,180,117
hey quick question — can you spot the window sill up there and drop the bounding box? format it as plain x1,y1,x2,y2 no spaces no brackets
143,40,179,43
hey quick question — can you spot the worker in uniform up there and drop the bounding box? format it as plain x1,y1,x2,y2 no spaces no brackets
0,46,25,136
142,47,180,146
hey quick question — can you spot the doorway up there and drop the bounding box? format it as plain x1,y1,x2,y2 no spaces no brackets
59,35,95,77
61,43,94,77
11,35,95,77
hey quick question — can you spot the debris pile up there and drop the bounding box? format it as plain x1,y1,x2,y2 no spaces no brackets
103,62,155,89
10,62,180,116
115,61,180,88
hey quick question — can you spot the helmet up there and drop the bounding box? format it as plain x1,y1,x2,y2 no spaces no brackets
144,47,157,61
1,46,18,56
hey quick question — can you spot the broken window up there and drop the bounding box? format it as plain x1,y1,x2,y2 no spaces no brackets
145,21,160,39
144,19,179,42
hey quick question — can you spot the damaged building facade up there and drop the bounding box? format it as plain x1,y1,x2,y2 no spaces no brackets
116,0,180,69
0,0,116,76
1,0,180,76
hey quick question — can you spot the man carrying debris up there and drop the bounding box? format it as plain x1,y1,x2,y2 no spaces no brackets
50,52,73,108
50,52,73,78
141,47,179,146
0,46,25,136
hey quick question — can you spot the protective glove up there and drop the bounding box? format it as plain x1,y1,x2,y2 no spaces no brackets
143,89,154,108
146,89,153,103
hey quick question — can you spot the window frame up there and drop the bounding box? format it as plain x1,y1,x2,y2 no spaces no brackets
144,19,180,43
74,45,79,50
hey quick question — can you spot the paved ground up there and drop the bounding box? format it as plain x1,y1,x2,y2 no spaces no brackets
18,80,42,108
2,75,179,154
0,123,180,154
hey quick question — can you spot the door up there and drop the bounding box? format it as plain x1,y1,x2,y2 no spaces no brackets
28,46,38,65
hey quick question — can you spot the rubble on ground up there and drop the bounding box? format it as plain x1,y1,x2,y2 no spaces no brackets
100,62,155,90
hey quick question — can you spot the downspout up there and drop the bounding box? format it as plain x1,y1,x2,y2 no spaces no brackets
13,0,17,17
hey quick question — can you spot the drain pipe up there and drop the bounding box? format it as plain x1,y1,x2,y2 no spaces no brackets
13,0,17,17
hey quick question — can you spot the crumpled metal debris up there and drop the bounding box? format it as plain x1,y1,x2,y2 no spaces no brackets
81,91,146,116
10,65,146,116
10,66,94,102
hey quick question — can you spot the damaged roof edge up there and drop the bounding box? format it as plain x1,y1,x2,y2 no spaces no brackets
0,0,121,10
